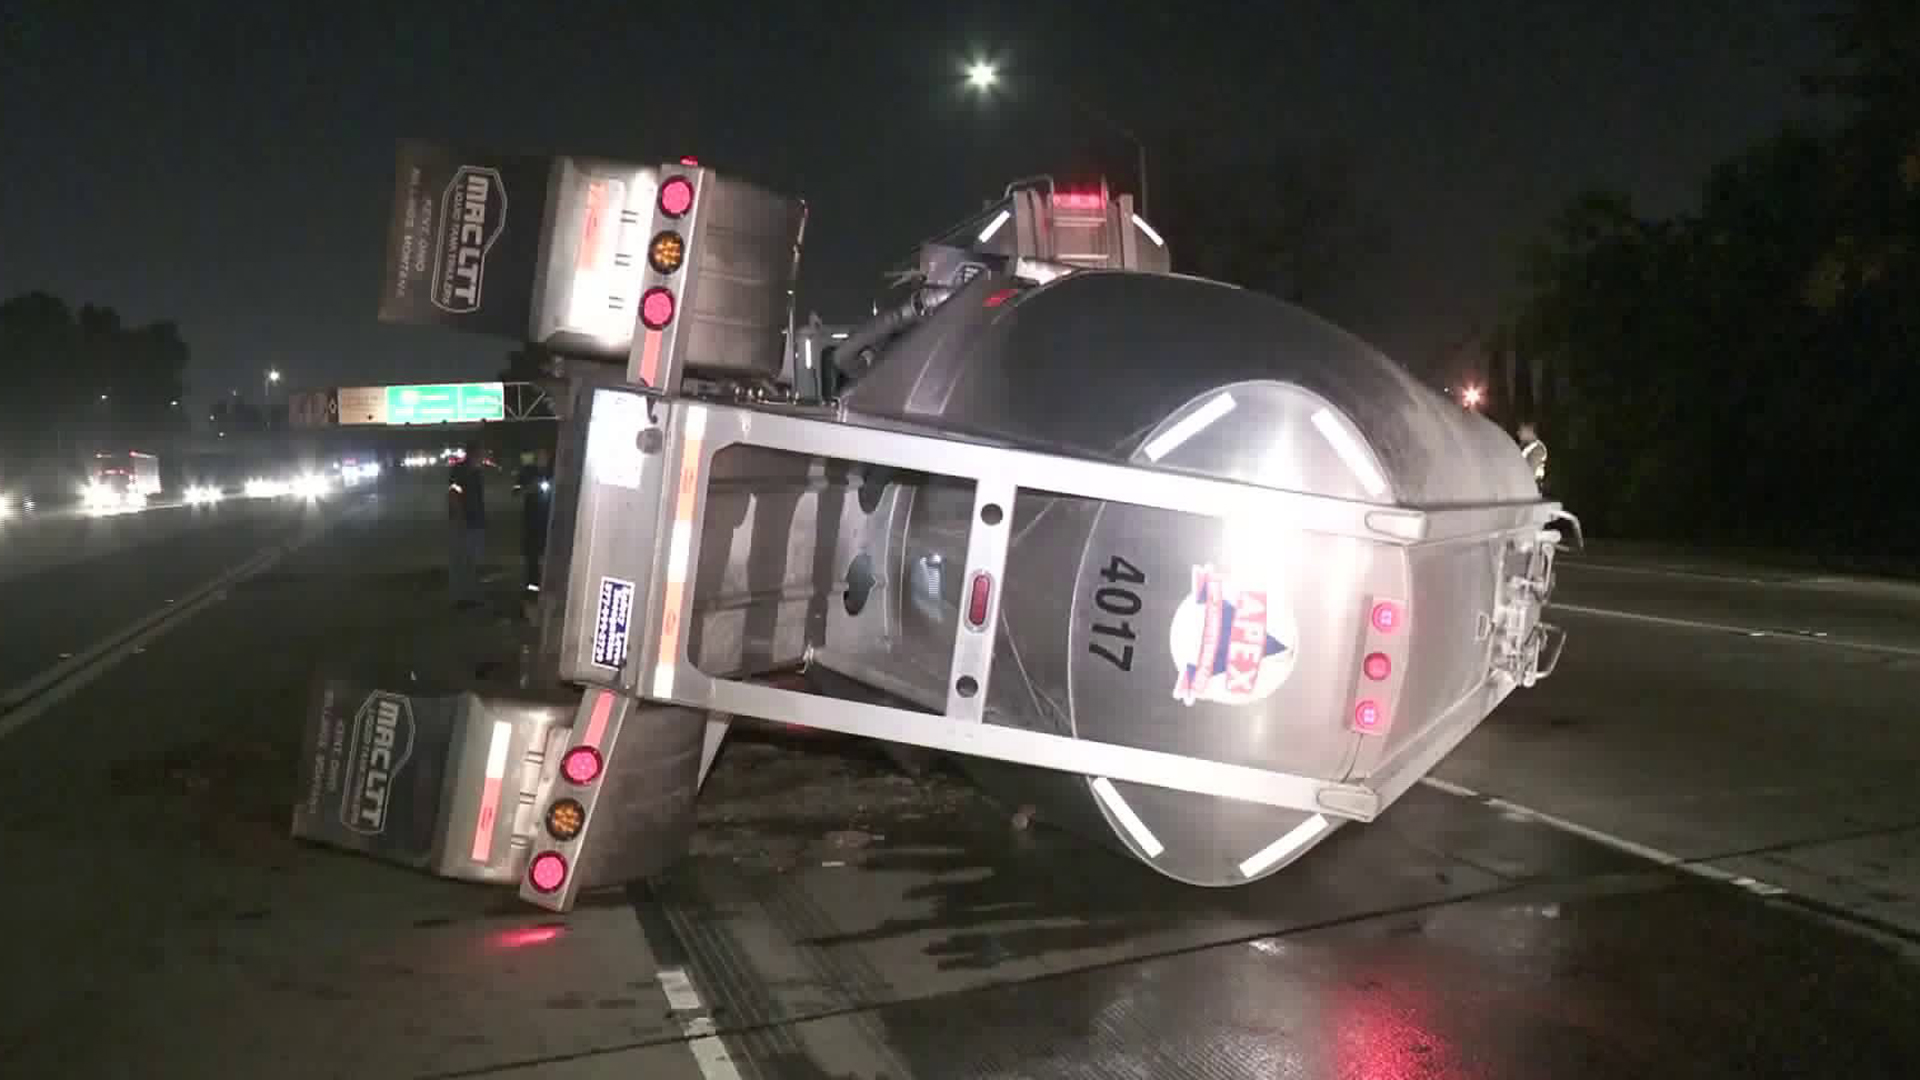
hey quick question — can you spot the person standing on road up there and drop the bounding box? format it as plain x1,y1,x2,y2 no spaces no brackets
515,447,554,598
447,440,487,609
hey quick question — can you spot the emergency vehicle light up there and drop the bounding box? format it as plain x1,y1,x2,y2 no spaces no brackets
528,852,568,894
648,231,686,274
658,176,695,218
640,287,676,330
561,746,603,786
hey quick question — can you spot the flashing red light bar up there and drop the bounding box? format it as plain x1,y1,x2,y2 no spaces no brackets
528,851,568,894
659,176,695,218
1050,191,1106,210
640,287,676,330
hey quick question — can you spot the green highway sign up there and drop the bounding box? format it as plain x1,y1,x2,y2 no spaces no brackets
383,382,505,425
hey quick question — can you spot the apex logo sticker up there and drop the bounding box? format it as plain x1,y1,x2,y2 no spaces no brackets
431,166,509,313
339,691,417,835
1169,565,1298,706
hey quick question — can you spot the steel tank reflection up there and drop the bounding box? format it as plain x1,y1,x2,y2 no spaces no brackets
804,271,1545,886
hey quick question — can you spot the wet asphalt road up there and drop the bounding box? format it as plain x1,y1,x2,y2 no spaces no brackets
0,495,326,693
0,490,1916,1078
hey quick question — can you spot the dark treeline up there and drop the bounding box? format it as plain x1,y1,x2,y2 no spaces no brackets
0,291,191,466
1492,0,1918,559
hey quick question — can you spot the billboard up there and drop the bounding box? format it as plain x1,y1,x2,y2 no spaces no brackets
378,139,554,339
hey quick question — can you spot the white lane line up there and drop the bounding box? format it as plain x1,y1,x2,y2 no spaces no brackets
1551,602,1920,659
1417,777,1788,899
1562,561,1776,585
655,966,744,1080
0,502,368,741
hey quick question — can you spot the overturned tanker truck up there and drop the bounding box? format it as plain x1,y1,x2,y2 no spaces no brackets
299,140,1576,910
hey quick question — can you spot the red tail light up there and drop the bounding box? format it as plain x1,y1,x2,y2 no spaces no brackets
1370,601,1403,634
1354,700,1384,731
1051,191,1105,210
1363,652,1392,681
640,287,676,330
528,851,569,894
659,176,695,218
561,746,603,786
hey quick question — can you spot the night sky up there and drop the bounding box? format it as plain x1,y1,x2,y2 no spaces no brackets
1,2,1831,418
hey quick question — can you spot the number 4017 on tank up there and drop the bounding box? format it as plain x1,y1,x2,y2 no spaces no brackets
1087,556,1147,672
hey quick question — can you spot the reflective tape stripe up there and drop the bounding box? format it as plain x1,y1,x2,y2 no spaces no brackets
470,719,514,863
652,406,706,700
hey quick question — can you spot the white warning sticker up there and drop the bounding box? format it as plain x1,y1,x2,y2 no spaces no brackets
592,576,635,669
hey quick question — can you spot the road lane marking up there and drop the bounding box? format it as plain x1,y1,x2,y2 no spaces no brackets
1418,777,1790,898
655,966,744,1080
0,500,370,741
1563,560,1778,585
1551,602,1920,659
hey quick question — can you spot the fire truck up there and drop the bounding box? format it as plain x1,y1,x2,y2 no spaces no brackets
291,143,1575,910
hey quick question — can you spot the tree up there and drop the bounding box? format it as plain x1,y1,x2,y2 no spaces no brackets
0,292,190,463
1798,0,1920,311
1501,0,1920,561
1149,112,1385,310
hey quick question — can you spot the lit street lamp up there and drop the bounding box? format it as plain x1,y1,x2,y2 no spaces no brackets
1460,385,1484,409
962,57,1150,216
265,369,282,430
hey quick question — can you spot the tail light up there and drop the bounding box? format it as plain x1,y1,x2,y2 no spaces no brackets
658,176,695,218
528,851,569,894
648,231,686,275
1352,597,1406,735
640,287,676,330
1370,601,1403,634
561,746,603,786
545,798,587,842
